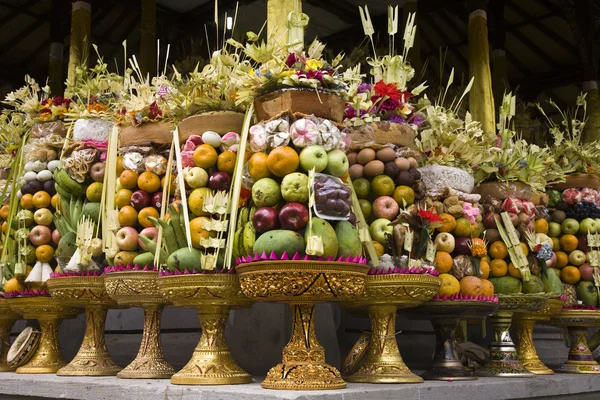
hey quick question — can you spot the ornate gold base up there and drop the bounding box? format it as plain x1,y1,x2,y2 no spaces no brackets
57,306,121,376
0,318,17,372
514,317,553,375
555,327,600,374
117,305,175,379
346,305,423,384
262,304,346,390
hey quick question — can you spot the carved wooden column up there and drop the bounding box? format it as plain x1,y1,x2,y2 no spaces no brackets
67,1,91,92
267,0,301,46
140,0,157,76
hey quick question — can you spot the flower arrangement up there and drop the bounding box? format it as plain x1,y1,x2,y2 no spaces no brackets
344,8,427,127
4,76,72,124
0,111,26,160
390,205,442,265
537,93,600,176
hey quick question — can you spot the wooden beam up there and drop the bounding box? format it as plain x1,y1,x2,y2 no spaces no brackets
0,0,42,25
0,0,48,23
304,0,360,19
0,16,47,54
507,27,561,69
423,12,469,70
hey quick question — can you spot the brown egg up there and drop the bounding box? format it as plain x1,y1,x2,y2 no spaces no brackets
376,147,396,162
394,157,410,171
407,157,418,168
349,164,364,180
347,152,358,166
357,148,376,165
364,160,385,177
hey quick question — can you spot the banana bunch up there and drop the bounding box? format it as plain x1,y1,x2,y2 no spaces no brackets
232,206,256,261
54,169,84,199
142,204,188,257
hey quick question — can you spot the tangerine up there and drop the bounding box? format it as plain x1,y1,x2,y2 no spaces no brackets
551,237,560,250
555,251,569,269
86,182,103,202
460,276,484,296
116,156,125,176
138,207,159,228
508,262,522,278
35,244,54,263
435,251,453,274
217,151,237,174
267,146,299,177
559,234,578,252
490,259,508,277
138,171,161,193
161,175,176,195
248,152,272,181
489,241,508,259
372,241,384,257
481,279,495,296
190,216,214,248
20,193,33,210
1,221,6,234
118,205,138,227
51,194,59,209
438,273,461,296
115,189,133,209
534,219,549,234
32,191,51,209
0,205,9,219
480,260,490,279
119,170,139,190
4,277,25,293
437,213,457,233
193,144,218,169
520,242,530,257
561,266,581,285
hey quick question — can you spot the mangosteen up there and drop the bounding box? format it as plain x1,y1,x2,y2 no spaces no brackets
394,171,415,186
408,167,421,181
20,182,32,195
384,161,400,179
28,180,43,193
43,180,56,196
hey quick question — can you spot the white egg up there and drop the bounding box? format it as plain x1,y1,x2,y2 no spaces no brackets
16,190,22,199
23,171,38,182
202,131,222,148
37,170,53,182
32,160,47,173
24,162,35,172
47,160,60,172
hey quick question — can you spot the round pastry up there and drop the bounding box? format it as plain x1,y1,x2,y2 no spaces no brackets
7,327,40,368
290,119,319,148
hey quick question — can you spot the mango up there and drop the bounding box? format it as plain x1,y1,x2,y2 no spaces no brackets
167,248,203,271
133,252,155,268
522,276,544,294
113,251,138,266
57,232,77,258
306,218,338,258
542,268,563,294
254,230,305,257
489,276,522,294
335,221,362,258
576,281,599,307
82,202,101,224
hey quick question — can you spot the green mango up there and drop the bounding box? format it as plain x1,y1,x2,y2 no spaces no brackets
335,221,362,258
133,252,156,268
254,229,305,258
57,232,77,258
82,202,101,224
576,282,599,307
522,276,544,294
305,218,338,259
489,276,522,294
542,268,563,294
167,248,203,271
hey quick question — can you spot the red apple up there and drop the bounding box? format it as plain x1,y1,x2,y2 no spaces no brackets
372,196,399,220
52,229,61,246
508,212,519,226
454,236,471,255
252,207,279,233
279,202,309,230
151,192,163,210
138,227,159,248
483,212,499,229
116,227,139,251
29,225,52,246
580,263,594,281
130,190,150,210
518,212,529,225
578,235,588,252
484,228,501,243
209,171,232,191
90,162,105,182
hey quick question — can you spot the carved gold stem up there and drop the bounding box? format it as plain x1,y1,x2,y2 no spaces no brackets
171,305,251,385
17,317,65,374
117,304,175,379
0,318,16,372
57,306,121,376
514,317,553,375
346,305,423,383
262,303,346,390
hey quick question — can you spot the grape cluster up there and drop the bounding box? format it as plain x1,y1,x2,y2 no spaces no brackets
314,174,352,219
563,201,600,219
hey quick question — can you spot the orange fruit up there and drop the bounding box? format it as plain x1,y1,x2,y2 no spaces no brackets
162,175,176,195
520,242,529,257
561,266,581,285
35,244,54,263
137,171,161,194
115,189,133,209
551,237,560,251
51,194,60,209
559,234,578,252
372,241,384,257
217,151,236,174
534,219,548,234
555,251,569,269
490,259,508,277
0,204,9,219
460,276,484,296
435,251,453,273
438,273,461,296
190,216,214,248
86,182,103,202
4,277,25,293
193,144,218,169
243,151,252,164
267,146,299,177
437,213,456,233
481,279,494,296
508,262,522,279
118,205,138,227
489,241,508,259
20,194,34,210
32,191,51,209
120,170,139,190
138,207,159,228
116,156,125,176
1,221,7,234
480,260,490,279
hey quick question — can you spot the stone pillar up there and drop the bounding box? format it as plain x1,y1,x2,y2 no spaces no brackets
468,1,496,140
267,0,301,47
403,0,422,77
66,1,91,92
140,0,157,77
48,43,64,97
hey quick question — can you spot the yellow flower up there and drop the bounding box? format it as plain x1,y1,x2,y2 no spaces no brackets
305,59,324,71
39,112,52,121
280,70,296,77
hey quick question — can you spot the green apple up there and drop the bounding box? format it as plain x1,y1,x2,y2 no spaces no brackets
353,178,370,199
371,175,395,197
299,145,328,172
281,173,309,203
184,167,209,189
561,218,580,235
359,199,372,220
33,208,53,226
325,149,349,177
369,218,393,245
579,218,598,234
547,222,562,237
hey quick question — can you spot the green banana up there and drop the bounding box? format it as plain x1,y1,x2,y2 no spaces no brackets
56,169,83,196
249,206,257,222
148,216,178,255
168,205,187,249
54,183,72,200
242,221,255,256
138,235,157,253
237,207,249,229
231,227,243,261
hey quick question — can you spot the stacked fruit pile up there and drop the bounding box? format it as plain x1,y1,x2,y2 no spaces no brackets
235,117,364,264
546,187,600,307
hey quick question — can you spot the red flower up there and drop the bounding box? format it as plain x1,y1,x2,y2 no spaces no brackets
374,80,401,100
418,208,443,223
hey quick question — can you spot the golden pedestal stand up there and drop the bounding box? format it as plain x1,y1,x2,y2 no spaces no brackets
514,297,565,375
0,298,20,371
237,261,369,390
548,309,600,374
9,296,78,373
46,276,121,376
104,271,175,379
343,273,441,384
157,273,252,385
476,295,547,378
